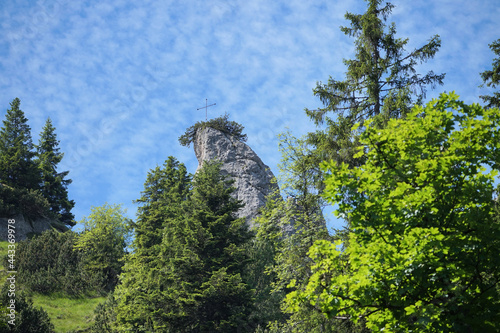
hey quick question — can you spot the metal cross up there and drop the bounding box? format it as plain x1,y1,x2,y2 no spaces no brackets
197,99,216,121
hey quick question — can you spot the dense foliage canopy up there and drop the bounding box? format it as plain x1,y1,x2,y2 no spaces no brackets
12,229,91,295
74,204,131,292
287,93,500,332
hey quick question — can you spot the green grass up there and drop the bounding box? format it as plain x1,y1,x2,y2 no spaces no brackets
0,241,106,332
0,240,10,280
31,293,106,333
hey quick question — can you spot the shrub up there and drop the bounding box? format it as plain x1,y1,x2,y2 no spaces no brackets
178,113,247,147
0,283,55,332
88,293,118,333
7,229,99,296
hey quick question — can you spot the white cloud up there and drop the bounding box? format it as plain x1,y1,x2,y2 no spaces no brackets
0,0,499,230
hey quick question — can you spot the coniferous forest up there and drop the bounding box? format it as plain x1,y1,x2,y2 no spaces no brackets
1,1,500,332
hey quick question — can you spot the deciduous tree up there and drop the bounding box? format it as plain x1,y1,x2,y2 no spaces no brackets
74,203,132,292
287,93,500,332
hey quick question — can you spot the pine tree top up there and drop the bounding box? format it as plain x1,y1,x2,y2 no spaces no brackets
179,113,247,147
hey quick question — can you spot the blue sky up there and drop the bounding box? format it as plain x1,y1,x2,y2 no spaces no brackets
1,0,499,231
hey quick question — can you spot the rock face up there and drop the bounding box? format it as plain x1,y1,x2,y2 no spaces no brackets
194,127,278,227
0,213,53,241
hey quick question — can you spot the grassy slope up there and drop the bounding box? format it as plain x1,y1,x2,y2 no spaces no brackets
0,240,105,333
31,294,106,333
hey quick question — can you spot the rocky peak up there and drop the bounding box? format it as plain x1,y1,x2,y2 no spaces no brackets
193,126,278,227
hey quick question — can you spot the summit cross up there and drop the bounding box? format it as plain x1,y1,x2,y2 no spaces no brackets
197,99,216,121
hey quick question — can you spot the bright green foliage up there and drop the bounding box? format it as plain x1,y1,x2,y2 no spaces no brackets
178,113,247,147
74,203,132,292
252,133,370,332
287,93,500,332
115,159,254,332
0,98,40,190
480,39,500,109
305,0,444,168
37,118,75,226
0,285,54,333
255,196,339,333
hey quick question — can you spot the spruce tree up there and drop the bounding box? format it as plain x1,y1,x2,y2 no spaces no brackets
305,0,444,168
155,160,253,332
0,98,40,189
115,160,254,332
37,117,75,225
132,156,191,261
114,157,192,331
480,38,500,109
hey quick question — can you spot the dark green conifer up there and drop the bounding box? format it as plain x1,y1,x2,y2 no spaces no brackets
37,117,75,225
305,0,445,168
0,98,40,189
480,38,500,108
132,156,191,261
114,157,192,331
157,160,254,332
115,160,254,332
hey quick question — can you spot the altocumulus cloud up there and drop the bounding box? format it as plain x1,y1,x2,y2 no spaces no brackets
0,0,498,231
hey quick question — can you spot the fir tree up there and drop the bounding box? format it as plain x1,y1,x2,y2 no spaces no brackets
115,160,254,332
132,156,191,261
305,0,444,168
114,157,192,331
480,38,500,109
157,160,254,332
0,98,40,190
37,117,75,225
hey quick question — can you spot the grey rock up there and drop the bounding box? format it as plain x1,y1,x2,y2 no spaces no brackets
0,213,53,241
194,127,279,227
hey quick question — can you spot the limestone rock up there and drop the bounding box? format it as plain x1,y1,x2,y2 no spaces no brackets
0,213,53,241
194,127,278,227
